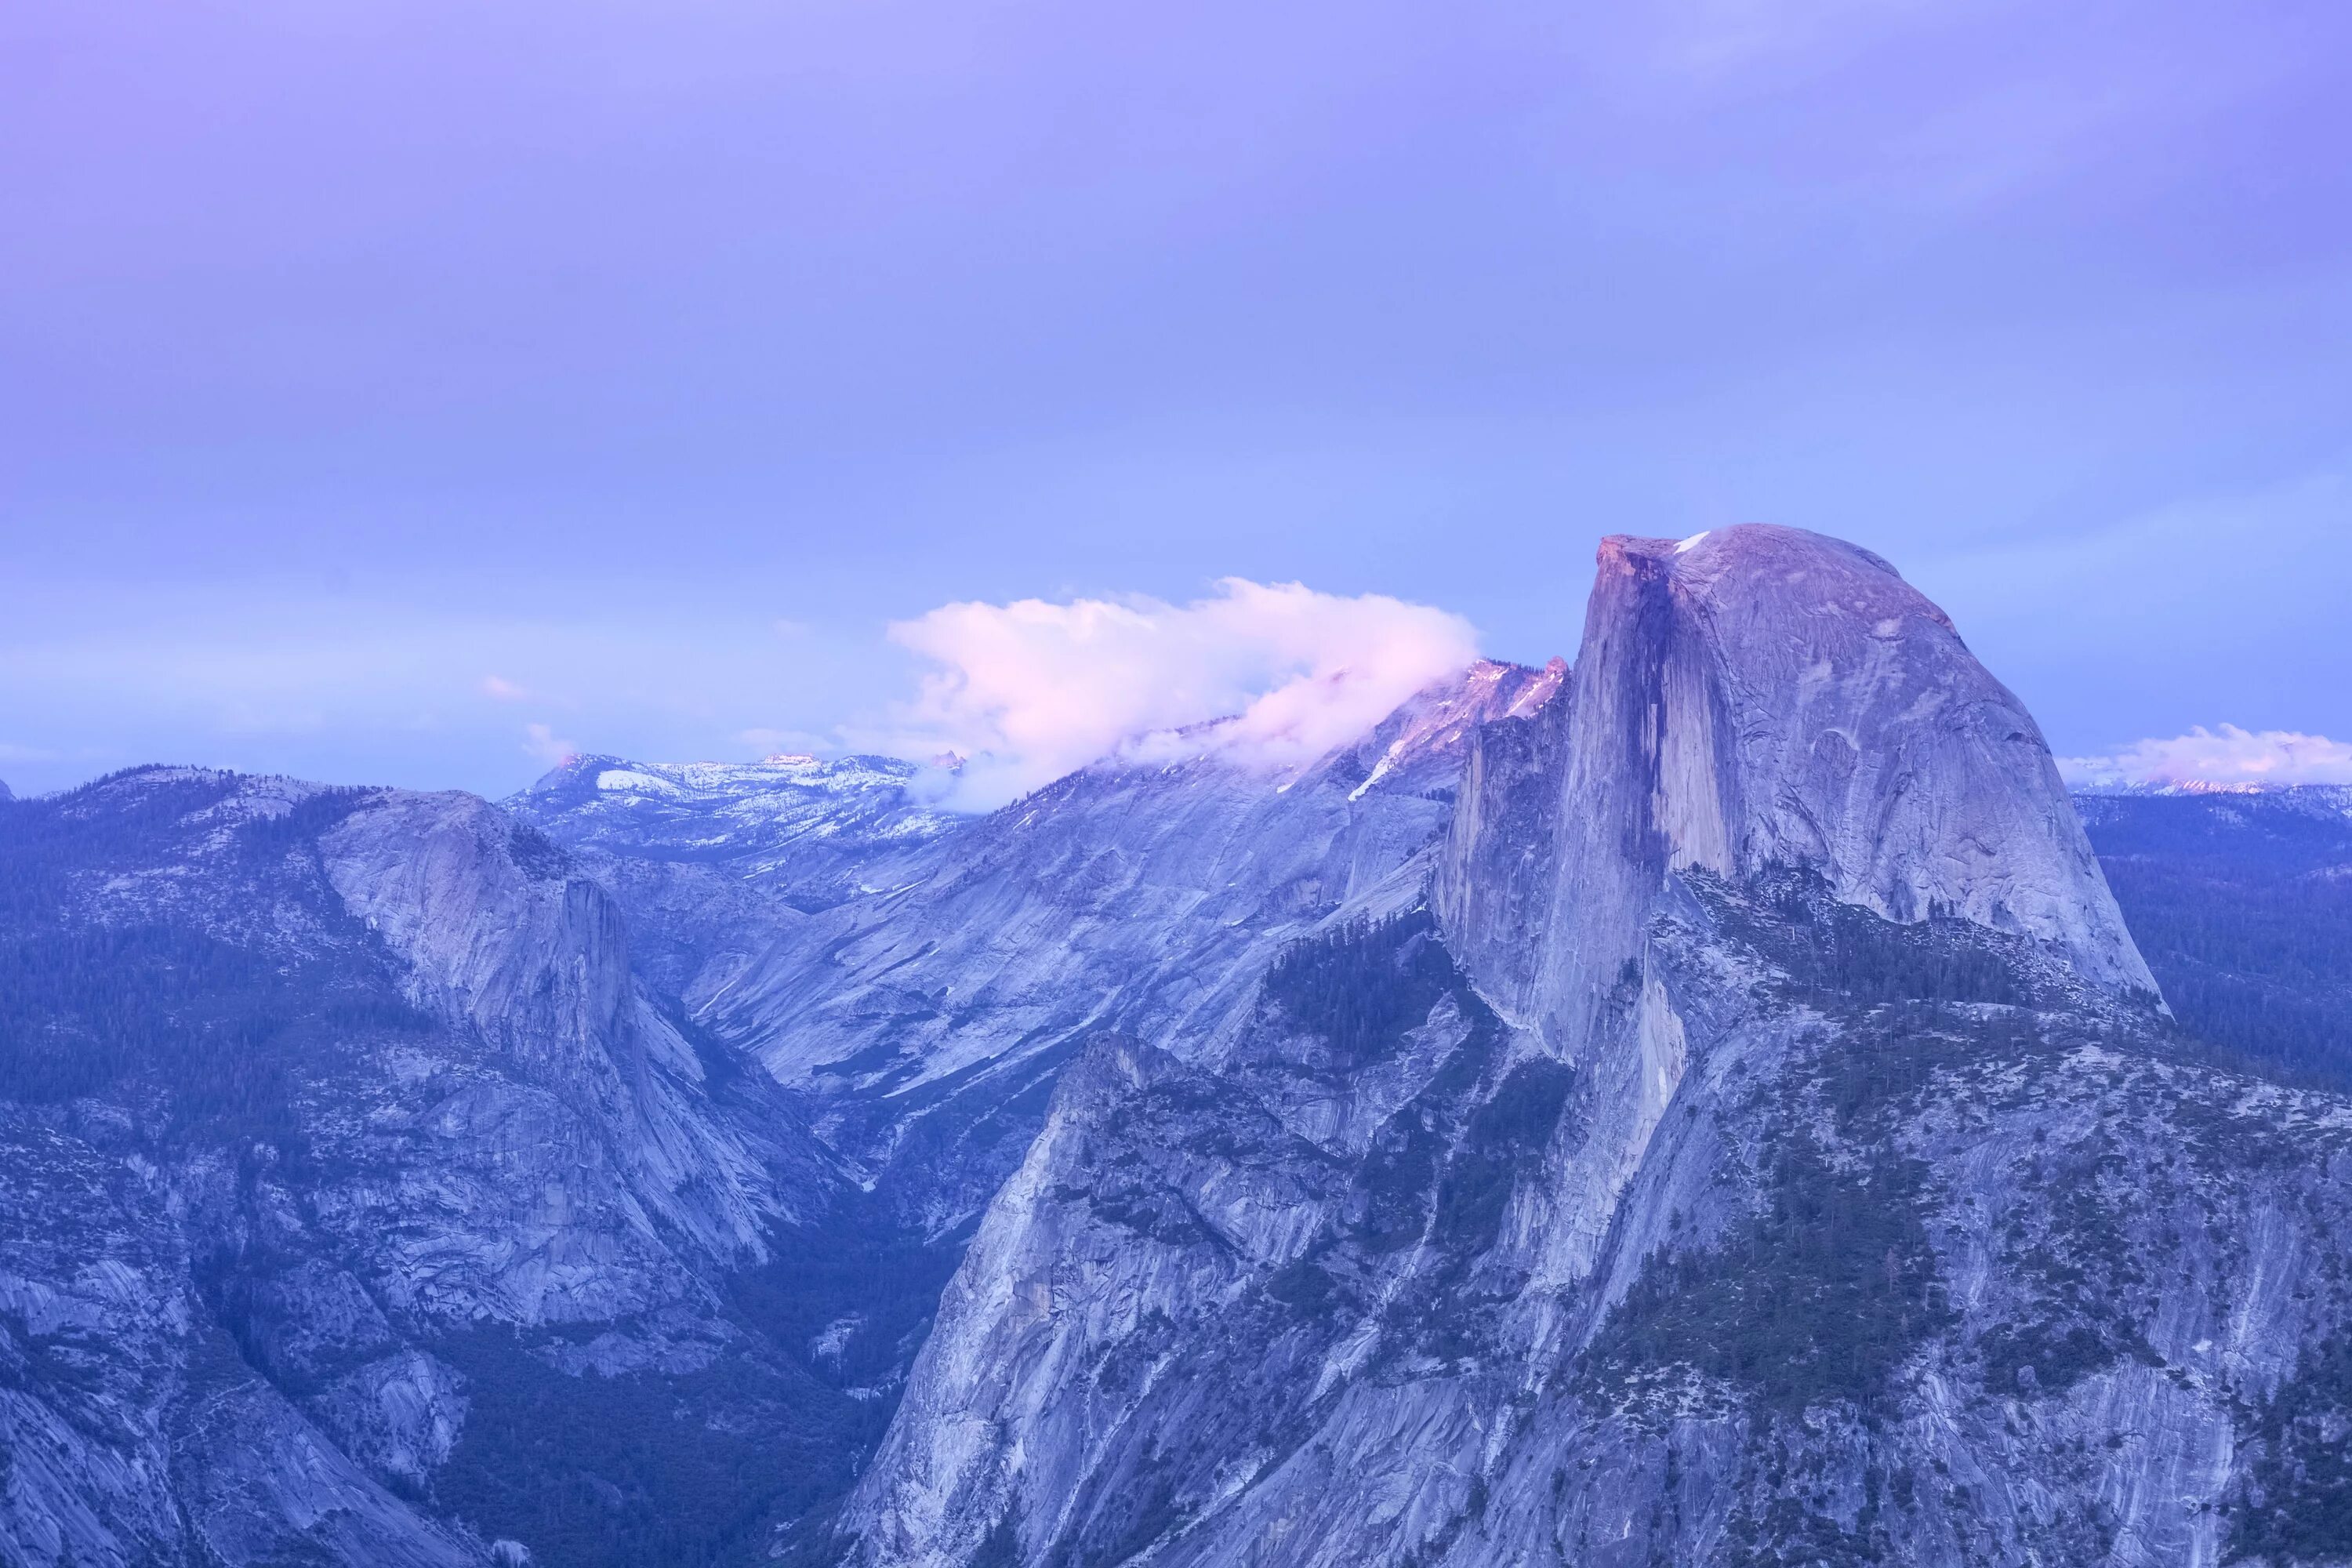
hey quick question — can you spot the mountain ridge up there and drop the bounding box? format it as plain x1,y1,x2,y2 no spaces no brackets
828,525,2347,1568
6,528,2352,1566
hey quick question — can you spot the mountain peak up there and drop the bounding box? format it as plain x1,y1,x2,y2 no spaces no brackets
1446,523,2156,1033
1608,520,1911,584
1334,656,1566,802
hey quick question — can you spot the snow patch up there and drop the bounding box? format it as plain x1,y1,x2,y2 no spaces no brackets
597,768,684,797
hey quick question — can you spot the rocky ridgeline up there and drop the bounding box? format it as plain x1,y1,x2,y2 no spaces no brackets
4,528,2352,1567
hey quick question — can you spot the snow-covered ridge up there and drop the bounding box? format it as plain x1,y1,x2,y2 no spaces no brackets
584,753,939,801
507,751,964,909
1345,656,1564,801
2074,779,2352,809
1102,656,1564,796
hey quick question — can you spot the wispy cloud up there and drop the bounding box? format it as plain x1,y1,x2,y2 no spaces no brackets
522,722,579,766
481,674,533,702
858,579,1479,811
2060,725,2352,788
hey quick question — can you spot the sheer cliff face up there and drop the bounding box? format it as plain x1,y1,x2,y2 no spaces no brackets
837,528,2352,1568
1642,528,2149,997
1446,526,2152,1054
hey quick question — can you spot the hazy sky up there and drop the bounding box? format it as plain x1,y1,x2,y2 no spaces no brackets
5,0,2349,799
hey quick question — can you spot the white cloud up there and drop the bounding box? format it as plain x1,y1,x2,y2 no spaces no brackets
862,578,1479,811
522,722,579,766
481,673,532,702
2059,725,2352,789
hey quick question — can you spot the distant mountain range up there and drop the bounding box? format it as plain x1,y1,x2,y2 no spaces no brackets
511,753,960,912
4,527,2350,1567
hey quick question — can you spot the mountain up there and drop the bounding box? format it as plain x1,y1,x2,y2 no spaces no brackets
832,527,2352,1568
8,526,2352,1567
510,753,961,913
0,660,1565,1566
694,657,1563,1235
0,771,930,1567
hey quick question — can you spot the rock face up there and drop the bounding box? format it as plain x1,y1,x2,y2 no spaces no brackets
693,658,1563,1234
1443,526,2153,1037
0,771,877,1567
833,527,2352,1568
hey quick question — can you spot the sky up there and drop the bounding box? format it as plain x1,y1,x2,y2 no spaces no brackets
4,0,2350,802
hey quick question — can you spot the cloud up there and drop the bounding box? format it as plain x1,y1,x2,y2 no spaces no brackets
2059,725,2352,789
862,579,1479,811
481,674,533,702
521,722,579,766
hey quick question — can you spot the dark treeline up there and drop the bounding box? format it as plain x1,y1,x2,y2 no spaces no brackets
0,774,419,1146
1592,1134,1949,1412
1749,874,2036,1009
1262,907,1461,1065
2085,793,2352,1087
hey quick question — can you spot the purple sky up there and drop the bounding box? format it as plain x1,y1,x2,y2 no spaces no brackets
5,0,2350,798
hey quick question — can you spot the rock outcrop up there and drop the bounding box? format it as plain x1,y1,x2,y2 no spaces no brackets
1443,526,2154,1046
